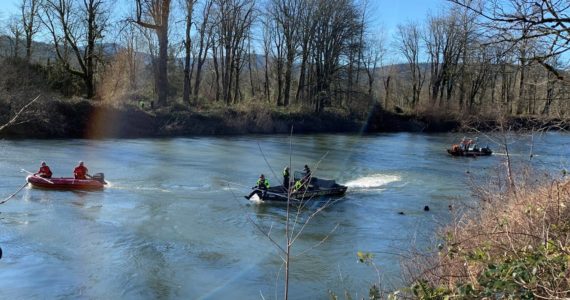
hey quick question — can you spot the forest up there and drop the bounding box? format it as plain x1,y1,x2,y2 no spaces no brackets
0,0,569,126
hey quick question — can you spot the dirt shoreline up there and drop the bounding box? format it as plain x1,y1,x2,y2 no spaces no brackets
0,101,565,139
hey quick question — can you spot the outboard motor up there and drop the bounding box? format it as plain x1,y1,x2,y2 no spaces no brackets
92,173,106,184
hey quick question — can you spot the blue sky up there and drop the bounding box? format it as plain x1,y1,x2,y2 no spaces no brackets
0,0,446,32
0,0,447,62
372,0,447,32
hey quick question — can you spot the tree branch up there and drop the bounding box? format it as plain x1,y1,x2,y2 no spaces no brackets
0,95,41,133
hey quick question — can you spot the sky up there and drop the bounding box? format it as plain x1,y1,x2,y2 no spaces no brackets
0,0,446,32
371,0,447,33
0,0,448,62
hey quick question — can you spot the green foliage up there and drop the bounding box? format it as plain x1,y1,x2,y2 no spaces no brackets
410,280,453,299
369,284,381,300
475,242,568,299
409,240,570,299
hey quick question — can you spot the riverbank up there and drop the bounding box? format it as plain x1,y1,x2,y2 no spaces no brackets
401,176,570,298
0,97,568,139
0,99,460,139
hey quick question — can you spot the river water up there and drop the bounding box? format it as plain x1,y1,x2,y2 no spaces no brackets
0,133,568,299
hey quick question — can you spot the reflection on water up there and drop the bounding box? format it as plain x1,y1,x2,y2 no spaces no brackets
0,133,568,299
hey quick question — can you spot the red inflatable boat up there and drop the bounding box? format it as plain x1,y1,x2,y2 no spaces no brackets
26,173,106,190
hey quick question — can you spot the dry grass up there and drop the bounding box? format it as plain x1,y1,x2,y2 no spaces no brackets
402,172,570,298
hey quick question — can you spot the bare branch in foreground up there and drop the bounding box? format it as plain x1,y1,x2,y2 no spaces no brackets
0,95,41,133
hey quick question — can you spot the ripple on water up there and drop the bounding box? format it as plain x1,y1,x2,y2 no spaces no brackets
344,174,401,191
345,174,402,197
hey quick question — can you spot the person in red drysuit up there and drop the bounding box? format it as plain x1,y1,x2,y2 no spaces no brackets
74,161,89,179
34,161,53,178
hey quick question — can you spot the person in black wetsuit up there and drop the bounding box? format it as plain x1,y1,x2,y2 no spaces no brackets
247,174,270,199
302,165,311,187
283,167,290,190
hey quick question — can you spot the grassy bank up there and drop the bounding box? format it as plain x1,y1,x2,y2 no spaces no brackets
400,174,570,299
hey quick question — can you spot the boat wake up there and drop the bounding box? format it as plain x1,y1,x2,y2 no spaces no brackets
109,184,172,193
344,174,401,191
161,184,211,191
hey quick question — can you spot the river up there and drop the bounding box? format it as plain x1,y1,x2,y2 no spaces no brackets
0,132,568,299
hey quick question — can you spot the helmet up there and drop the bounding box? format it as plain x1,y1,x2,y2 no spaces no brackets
41,161,46,166
260,174,265,178
79,161,84,166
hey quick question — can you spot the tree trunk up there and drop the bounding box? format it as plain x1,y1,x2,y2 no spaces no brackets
212,45,221,102
295,46,309,104
182,2,193,105
283,52,293,107
157,25,169,106
135,0,171,107
384,75,390,110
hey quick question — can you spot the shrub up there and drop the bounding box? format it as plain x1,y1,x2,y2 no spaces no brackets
400,177,570,299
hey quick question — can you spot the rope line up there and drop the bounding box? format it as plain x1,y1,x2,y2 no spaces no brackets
0,182,29,205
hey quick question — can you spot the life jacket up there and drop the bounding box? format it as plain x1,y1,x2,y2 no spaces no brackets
256,178,269,189
294,180,302,191
38,166,52,178
74,165,88,179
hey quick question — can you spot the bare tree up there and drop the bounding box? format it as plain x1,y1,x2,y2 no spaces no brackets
192,0,214,100
7,15,23,58
212,0,255,105
121,21,144,91
266,10,285,106
542,56,563,115
424,14,447,105
246,38,258,98
309,0,363,113
267,0,302,107
346,0,369,108
42,0,107,99
182,0,197,105
448,0,570,81
464,43,493,112
21,0,41,62
381,64,398,111
134,0,171,107
362,30,385,98
294,0,316,104
262,16,273,103
211,33,221,101
397,22,424,109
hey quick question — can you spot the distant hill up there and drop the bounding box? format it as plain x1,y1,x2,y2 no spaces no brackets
0,35,123,64
0,35,57,63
